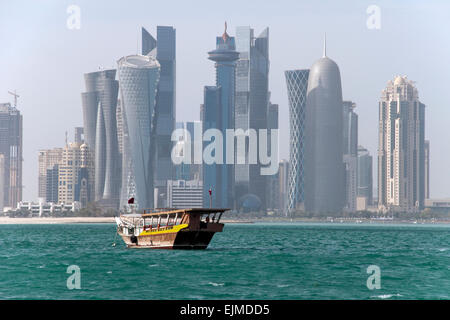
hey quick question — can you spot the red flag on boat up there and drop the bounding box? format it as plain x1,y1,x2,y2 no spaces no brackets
128,197,135,204
209,189,212,196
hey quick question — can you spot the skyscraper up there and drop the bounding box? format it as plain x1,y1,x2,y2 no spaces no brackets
167,179,203,208
234,26,270,210
46,164,59,204
343,101,358,213
58,142,90,205
38,148,63,201
278,159,289,215
424,140,430,199
378,76,426,212
202,86,221,208
266,103,279,212
142,26,176,207
304,41,345,214
0,154,4,212
267,102,278,162
204,23,239,209
0,102,22,208
357,145,373,209
74,127,84,144
285,70,309,214
116,99,124,155
174,121,202,181
81,69,120,208
118,54,160,209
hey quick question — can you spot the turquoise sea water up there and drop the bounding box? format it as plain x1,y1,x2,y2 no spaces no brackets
0,223,449,300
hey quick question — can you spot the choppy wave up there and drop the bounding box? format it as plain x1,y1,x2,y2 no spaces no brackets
371,293,403,299
0,223,449,299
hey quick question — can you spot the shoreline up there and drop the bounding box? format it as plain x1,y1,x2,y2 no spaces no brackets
0,217,115,224
0,216,449,225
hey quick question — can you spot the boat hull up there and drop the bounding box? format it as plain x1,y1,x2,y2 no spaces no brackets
119,225,223,249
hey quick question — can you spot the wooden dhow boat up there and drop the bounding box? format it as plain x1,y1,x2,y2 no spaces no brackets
115,208,228,249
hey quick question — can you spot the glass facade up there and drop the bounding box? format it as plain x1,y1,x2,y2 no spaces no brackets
0,103,22,208
206,27,239,208
343,101,358,213
357,146,373,205
174,121,202,181
118,54,160,209
81,70,120,207
305,56,345,214
142,26,176,207
285,70,309,214
202,86,221,207
235,26,270,210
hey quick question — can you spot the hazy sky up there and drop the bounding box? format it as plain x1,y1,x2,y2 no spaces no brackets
1,0,449,200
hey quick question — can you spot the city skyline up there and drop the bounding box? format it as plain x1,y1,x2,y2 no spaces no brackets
1,1,449,200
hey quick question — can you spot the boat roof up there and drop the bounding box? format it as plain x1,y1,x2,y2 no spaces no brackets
141,208,229,217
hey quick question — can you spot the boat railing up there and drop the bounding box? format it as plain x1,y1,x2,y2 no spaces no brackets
142,208,178,215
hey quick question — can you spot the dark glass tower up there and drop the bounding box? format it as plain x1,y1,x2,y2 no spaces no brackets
141,26,176,207
45,164,59,204
235,26,270,210
206,23,239,209
0,103,22,208
202,86,221,207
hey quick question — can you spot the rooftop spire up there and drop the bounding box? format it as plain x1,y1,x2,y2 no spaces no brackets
323,32,327,57
222,21,230,42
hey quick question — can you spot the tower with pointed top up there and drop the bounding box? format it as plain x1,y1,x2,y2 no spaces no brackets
304,38,345,214
142,26,176,208
203,23,239,209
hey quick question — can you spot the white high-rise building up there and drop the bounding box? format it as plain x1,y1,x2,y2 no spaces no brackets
167,180,203,208
378,76,426,212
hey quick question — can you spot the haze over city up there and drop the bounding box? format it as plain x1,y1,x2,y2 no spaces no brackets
0,0,449,201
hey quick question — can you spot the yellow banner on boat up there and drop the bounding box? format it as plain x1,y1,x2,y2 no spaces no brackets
139,224,189,236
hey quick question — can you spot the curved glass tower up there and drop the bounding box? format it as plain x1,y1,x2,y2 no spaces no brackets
81,70,120,207
118,55,160,209
305,46,345,214
285,69,309,215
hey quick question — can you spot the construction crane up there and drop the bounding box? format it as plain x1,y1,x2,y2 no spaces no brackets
7,90,19,107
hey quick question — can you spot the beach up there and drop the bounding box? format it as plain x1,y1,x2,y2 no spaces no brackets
0,216,255,224
0,216,115,224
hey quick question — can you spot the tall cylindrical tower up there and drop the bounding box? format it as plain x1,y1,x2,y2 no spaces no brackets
117,55,160,209
305,49,345,214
